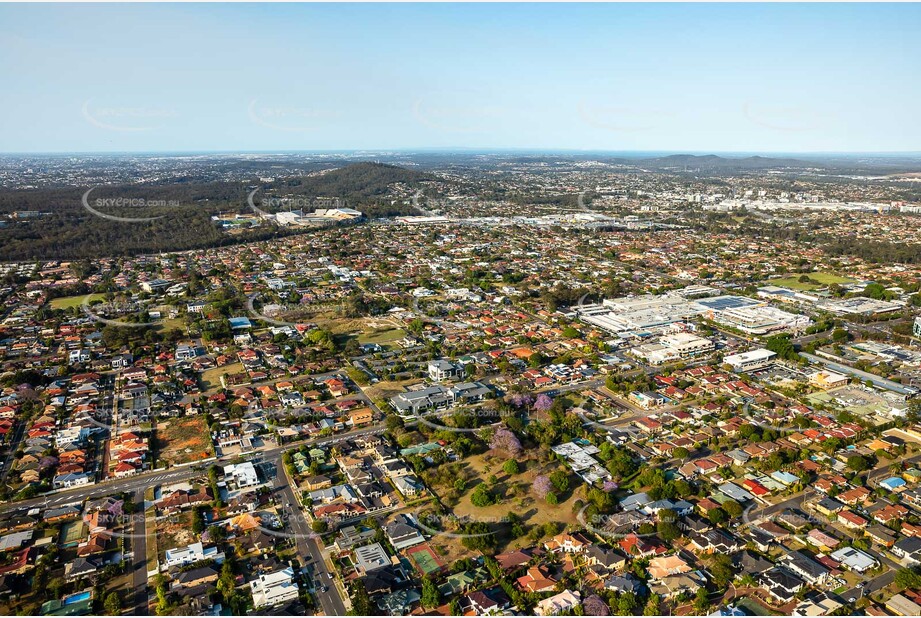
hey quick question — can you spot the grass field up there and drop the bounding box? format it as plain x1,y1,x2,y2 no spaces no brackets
156,416,214,467
358,327,406,346
50,293,105,309
154,316,186,333
201,362,244,392
766,272,855,291
449,452,582,549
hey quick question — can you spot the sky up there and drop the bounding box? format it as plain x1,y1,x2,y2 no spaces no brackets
1,3,920,154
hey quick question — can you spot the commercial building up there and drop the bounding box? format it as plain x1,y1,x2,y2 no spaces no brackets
636,332,714,365
723,349,776,372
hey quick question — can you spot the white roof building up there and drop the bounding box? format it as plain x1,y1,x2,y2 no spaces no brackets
723,349,776,372
250,567,299,608
223,461,259,488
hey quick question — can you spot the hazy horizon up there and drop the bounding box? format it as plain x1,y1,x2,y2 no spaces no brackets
2,3,920,153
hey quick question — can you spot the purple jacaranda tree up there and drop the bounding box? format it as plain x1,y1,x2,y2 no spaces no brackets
533,394,553,411
533,475,552,499
583,594,611,616
489,427,522,457
508,393,534,409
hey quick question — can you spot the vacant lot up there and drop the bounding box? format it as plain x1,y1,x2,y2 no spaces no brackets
201,362,244,392
364,377,424,402
156,510,196,560
449,451,583,548
50,293,105,309
358,327,406,347
319,317,407,348
156,416,214,467
767,272,854,291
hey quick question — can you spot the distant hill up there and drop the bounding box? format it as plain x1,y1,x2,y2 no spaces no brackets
0,162,434,261
273,162,432,198
632,154,816,170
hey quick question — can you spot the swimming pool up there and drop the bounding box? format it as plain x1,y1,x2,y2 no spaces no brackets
63,591,91,605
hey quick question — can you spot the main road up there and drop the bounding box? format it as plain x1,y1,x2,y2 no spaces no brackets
0,423,387,516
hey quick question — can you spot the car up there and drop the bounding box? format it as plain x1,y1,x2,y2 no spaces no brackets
327,573,334,579
848,597,856,604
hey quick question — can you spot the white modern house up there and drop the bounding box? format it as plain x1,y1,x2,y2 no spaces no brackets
164,542,225,569
223,462,259,488
250,567,299,608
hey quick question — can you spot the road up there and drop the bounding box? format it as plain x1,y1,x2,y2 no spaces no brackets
270,452,348,616
0,418,26,488
130,488,150,616
0,422,388,517
800,352,918,396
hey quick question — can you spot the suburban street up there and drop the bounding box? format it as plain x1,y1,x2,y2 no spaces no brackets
131,488,150,616
270,452,348,615
0,422,388,517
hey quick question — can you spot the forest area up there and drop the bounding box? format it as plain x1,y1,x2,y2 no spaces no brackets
0,162,428,260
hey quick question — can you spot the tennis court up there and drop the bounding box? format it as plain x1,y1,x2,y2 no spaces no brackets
406,543,446,575
59,520,87,547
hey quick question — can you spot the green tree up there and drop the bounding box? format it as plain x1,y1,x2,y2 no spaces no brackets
104,592,122,616
421,576,442,609
722,499,743,519
706,507,728,525
693,587,710,614
894,567,921,589
191,507,206,534
503,460,520,475
847,454,871,472
312,519,329,534
470,484,495,507
349,583,372,616
656,509,681,542
709,553,734,589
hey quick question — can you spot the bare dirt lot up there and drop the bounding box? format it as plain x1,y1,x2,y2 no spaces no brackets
156,416,214,467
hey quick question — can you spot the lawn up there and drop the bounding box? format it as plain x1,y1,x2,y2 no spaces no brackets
155,315,187,333
358,327,406,347
156,416,215,467
201,362,244,392
766,272,854,291
50,293,105,309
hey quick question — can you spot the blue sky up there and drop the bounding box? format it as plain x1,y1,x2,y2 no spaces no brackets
1,3,919,153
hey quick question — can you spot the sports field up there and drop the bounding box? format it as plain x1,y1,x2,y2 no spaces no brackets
50,293,105,309
406,543,446,575
766,272,854,291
